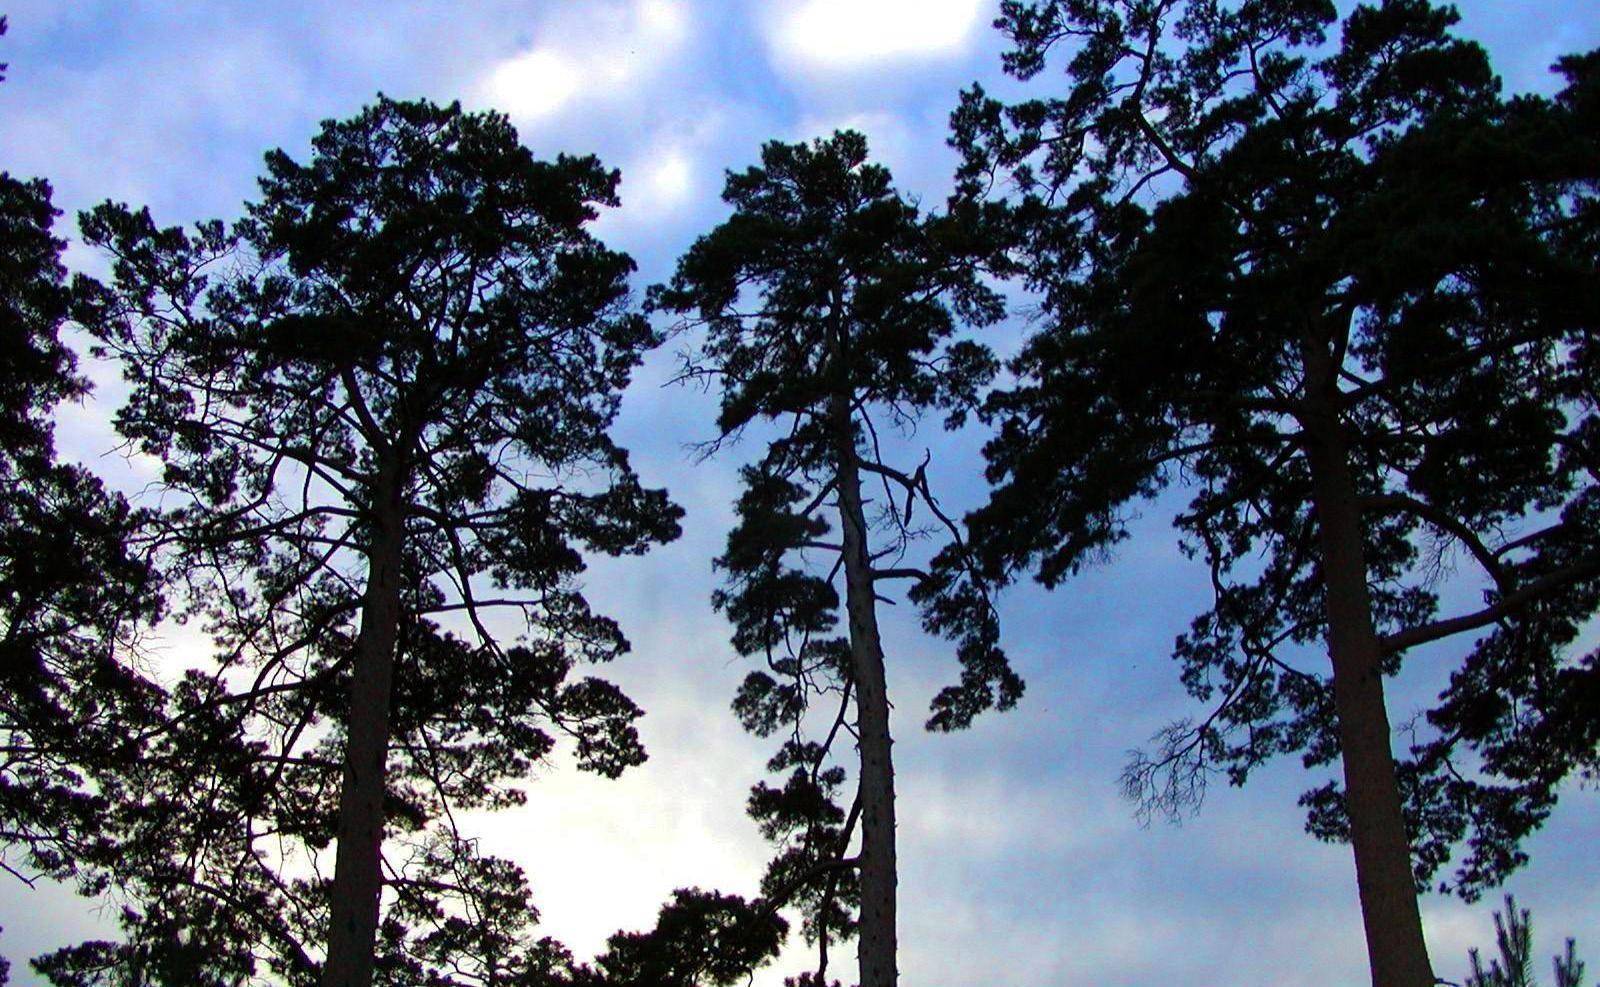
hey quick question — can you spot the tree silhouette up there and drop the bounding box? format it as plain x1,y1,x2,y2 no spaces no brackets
651,131,1015,987
1,54,161,931
72,96,681,986
950,2,1600,984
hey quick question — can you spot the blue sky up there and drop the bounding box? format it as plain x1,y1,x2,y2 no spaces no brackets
2,1,1599,984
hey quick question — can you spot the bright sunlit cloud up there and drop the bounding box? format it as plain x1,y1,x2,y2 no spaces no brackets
768,0,987,68
484,49,583,120
478,0,689,121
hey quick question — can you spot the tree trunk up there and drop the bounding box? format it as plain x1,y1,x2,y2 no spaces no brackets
321,473,406,987
830,395,899,987
1303,395,1435,987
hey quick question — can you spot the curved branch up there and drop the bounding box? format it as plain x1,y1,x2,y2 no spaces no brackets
1360,493,1510,592
1380,556,1600,655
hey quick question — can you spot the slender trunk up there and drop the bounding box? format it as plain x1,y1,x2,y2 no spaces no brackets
830,394,898,987
321,470,406,987
1302,390,1435,987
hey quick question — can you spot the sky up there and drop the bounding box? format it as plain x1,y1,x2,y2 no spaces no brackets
3,1,1600,984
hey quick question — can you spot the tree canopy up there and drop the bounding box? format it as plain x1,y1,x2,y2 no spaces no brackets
1,17,158,973
0,8,164,958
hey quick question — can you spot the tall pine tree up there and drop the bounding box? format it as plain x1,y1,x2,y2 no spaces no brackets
72,97,681,987
949,3,1600,984
651,131,1016,987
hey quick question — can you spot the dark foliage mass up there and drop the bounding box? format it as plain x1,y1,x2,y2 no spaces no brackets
573,888,788,987
1463,895,1588,987
0,14,163,958
0,167,159,897
1,17,148,980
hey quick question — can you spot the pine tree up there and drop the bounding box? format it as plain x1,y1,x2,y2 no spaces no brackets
949,3,1600,984
651,131,1016,987
70,96,681,986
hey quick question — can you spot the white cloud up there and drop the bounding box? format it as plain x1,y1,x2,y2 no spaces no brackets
476,0,690,122
593,98,741,243
458,628,777,963
768,0,988,69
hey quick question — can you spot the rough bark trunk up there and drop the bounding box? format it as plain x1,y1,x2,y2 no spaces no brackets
321,470,406,987
1303,391,1435,987
830,395,898,987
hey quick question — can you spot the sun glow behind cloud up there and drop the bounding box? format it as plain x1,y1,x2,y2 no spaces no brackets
768,0,987,68
479,0,689,121
485,49,583,119
636,147,693,207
